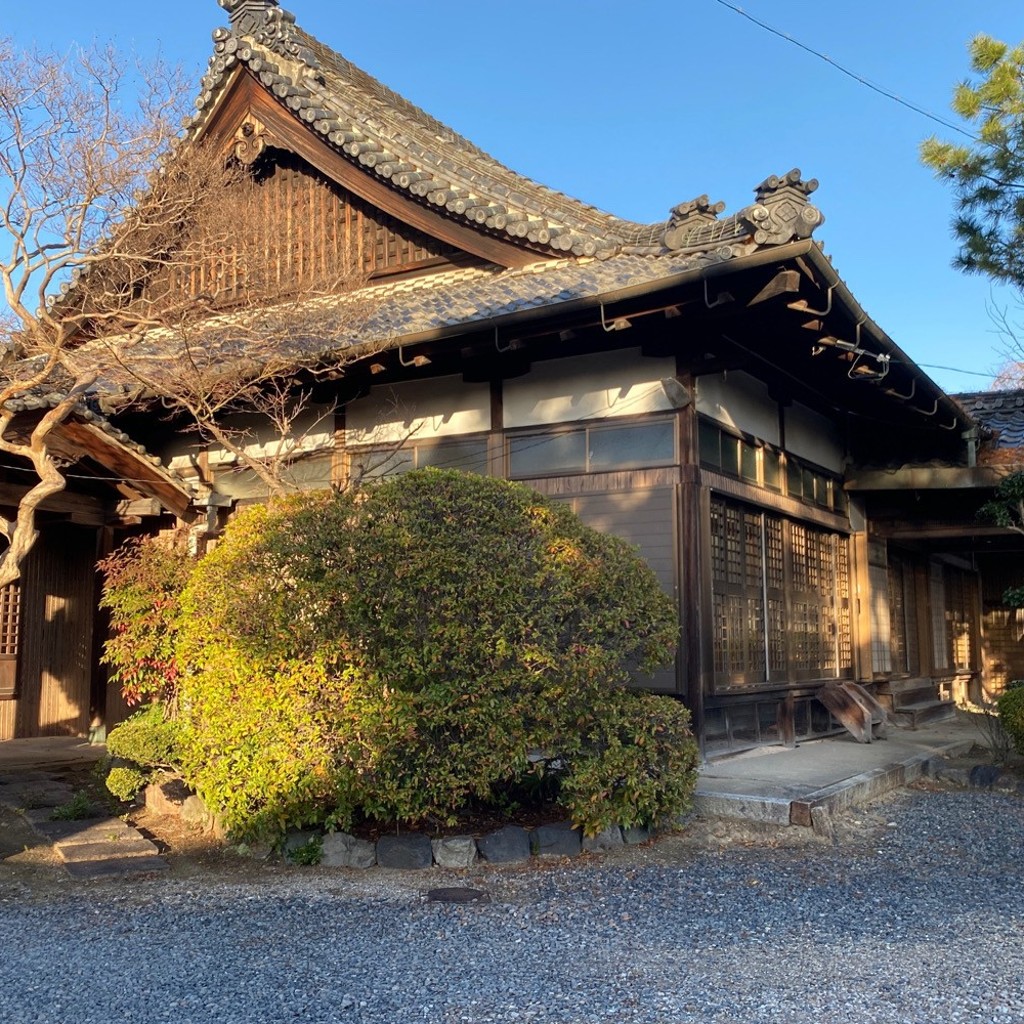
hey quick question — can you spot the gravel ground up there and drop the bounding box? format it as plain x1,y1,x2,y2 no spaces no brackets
1,787,1022,1024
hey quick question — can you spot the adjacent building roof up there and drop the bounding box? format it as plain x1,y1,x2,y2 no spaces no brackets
958,390,1024,449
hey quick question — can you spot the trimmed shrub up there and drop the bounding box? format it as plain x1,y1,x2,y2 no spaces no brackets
175,470,694,840
998,685,1024,755
99,536,191,706
105,765,149,803
106,702,182,769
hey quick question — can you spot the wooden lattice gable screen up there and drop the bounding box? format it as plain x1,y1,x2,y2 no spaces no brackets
151,148,476,311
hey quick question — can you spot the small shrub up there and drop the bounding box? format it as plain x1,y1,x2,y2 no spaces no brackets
556,689,699,835
998,685,1024,755
105,765,149,803
287,834,324,866
99,536,191,706
106,703,182,769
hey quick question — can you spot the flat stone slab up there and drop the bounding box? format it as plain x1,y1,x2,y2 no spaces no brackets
376,834,432,870
0,783,76,809
63,856,169,879
477,825,531,864
56,837,161,863
32,818,138,844
426,887,490,903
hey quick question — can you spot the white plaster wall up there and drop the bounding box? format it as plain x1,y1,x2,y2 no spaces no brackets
503,349,677,429
784,401,845,472
206,406,336,466
695,371,780,445
345,375,490,444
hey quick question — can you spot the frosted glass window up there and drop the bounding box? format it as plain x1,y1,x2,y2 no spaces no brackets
589,422,674,471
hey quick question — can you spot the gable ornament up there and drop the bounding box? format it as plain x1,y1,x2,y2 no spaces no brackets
216,0,318,69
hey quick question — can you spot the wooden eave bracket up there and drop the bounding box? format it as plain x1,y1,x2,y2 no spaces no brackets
57,419,196,522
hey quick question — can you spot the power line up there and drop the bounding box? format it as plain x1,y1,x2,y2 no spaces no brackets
711,0,977,141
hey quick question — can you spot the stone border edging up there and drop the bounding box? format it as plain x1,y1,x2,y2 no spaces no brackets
145,776,654,870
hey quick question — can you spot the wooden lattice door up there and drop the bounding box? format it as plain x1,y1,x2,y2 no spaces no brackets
0,581,20,698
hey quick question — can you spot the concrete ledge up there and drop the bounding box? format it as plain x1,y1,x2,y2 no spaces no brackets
692,792,792,826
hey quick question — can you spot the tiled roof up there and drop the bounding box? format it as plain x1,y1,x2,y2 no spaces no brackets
71,249,720,396
956,390,1024,448
192,1,824,261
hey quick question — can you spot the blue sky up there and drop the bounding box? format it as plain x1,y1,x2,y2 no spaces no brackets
5,0,1022,395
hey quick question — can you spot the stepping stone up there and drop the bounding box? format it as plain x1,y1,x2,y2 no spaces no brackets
30,817,134,843
63,856,170,880
56,837,161,863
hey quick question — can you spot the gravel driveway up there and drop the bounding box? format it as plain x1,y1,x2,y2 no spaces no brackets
1,787,1022,1024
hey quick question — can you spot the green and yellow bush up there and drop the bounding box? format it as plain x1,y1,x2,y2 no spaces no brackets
104,702,184,802
169,471,696,841
998,683,1024,756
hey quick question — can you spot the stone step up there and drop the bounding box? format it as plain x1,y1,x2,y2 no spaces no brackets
56,836,161,863
63,856,170,880
891,699,957,730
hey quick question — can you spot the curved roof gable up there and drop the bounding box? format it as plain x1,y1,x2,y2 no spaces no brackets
188,0,826,263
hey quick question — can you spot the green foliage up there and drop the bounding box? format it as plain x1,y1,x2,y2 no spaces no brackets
50,791,95,821
99,536,192,706
106,703,182,769
555,688,699,835
921,35,1024,288
997,685,1024,755
175,470,690,840
105,765,149,803
978,472,1024,606
287,834,324,866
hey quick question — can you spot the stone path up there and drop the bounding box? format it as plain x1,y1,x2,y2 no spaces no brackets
0,767,168,879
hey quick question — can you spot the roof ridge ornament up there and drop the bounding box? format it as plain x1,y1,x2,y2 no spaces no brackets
662,195,726,250
216,0,318,69
743,168,824,247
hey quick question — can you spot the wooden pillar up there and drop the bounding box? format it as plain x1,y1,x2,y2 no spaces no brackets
676,367,705,747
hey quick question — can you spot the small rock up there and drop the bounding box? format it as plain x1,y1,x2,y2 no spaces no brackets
622,825,652,845
531,821,581,858
582,825,625,853
321,831,376,869
431,835,478,869
376,834,432,870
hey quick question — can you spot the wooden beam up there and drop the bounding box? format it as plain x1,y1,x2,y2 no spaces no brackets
57,420,195,521
0,482,105,525
747,269,801,307
846,466,1005,492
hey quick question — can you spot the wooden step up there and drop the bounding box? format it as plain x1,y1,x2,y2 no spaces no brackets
877,678,943,709
890,698,957,730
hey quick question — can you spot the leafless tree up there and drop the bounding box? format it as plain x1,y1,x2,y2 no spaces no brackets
1,36,384,583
